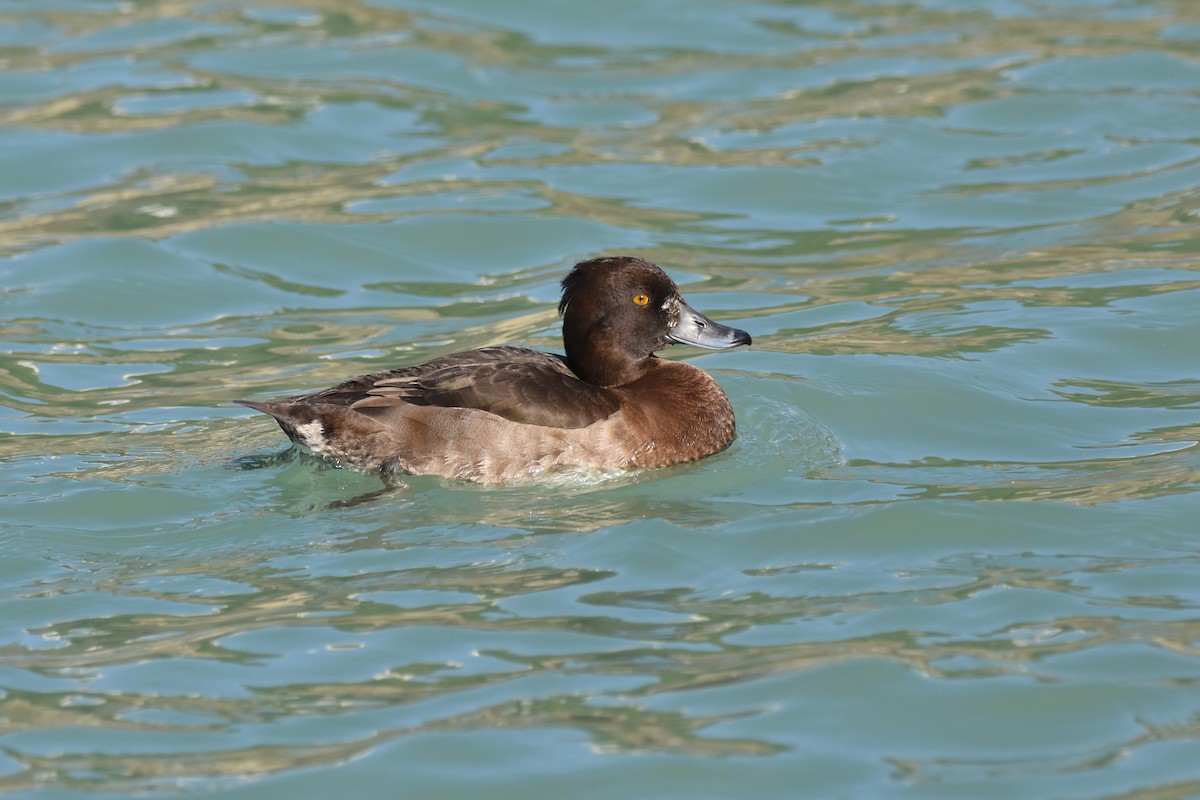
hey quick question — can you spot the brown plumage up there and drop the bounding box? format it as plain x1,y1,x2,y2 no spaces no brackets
237,256,751,483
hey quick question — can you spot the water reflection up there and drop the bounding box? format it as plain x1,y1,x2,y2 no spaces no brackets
4,0,1200,796
4,533,1198,791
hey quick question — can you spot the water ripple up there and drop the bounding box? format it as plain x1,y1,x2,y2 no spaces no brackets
2,0,1200,797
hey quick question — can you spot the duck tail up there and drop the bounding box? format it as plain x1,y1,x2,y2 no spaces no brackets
235,399,311,443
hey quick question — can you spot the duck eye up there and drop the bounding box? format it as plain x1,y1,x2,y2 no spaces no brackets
633,293,650,306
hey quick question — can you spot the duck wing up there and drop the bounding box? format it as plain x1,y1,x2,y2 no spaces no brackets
299,346,620,430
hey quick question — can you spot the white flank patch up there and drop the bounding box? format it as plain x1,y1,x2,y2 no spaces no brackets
294,420,326,453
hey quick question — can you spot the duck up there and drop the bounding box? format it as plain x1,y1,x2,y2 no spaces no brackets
237,255,751,483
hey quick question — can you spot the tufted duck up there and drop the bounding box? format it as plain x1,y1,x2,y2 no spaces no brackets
237,256,751,483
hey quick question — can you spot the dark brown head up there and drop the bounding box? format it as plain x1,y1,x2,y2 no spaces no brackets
558,256,751,387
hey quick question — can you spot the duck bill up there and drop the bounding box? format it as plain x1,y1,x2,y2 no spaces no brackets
668,302,752,350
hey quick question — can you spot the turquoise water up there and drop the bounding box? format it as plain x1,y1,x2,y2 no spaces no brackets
3,0,1200,796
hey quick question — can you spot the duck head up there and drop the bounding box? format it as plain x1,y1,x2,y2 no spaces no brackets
558,256,751,387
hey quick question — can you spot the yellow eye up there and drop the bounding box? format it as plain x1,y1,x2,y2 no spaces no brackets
633,293,650,306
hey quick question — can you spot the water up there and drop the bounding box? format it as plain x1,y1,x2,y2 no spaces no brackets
2,0,1199,797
